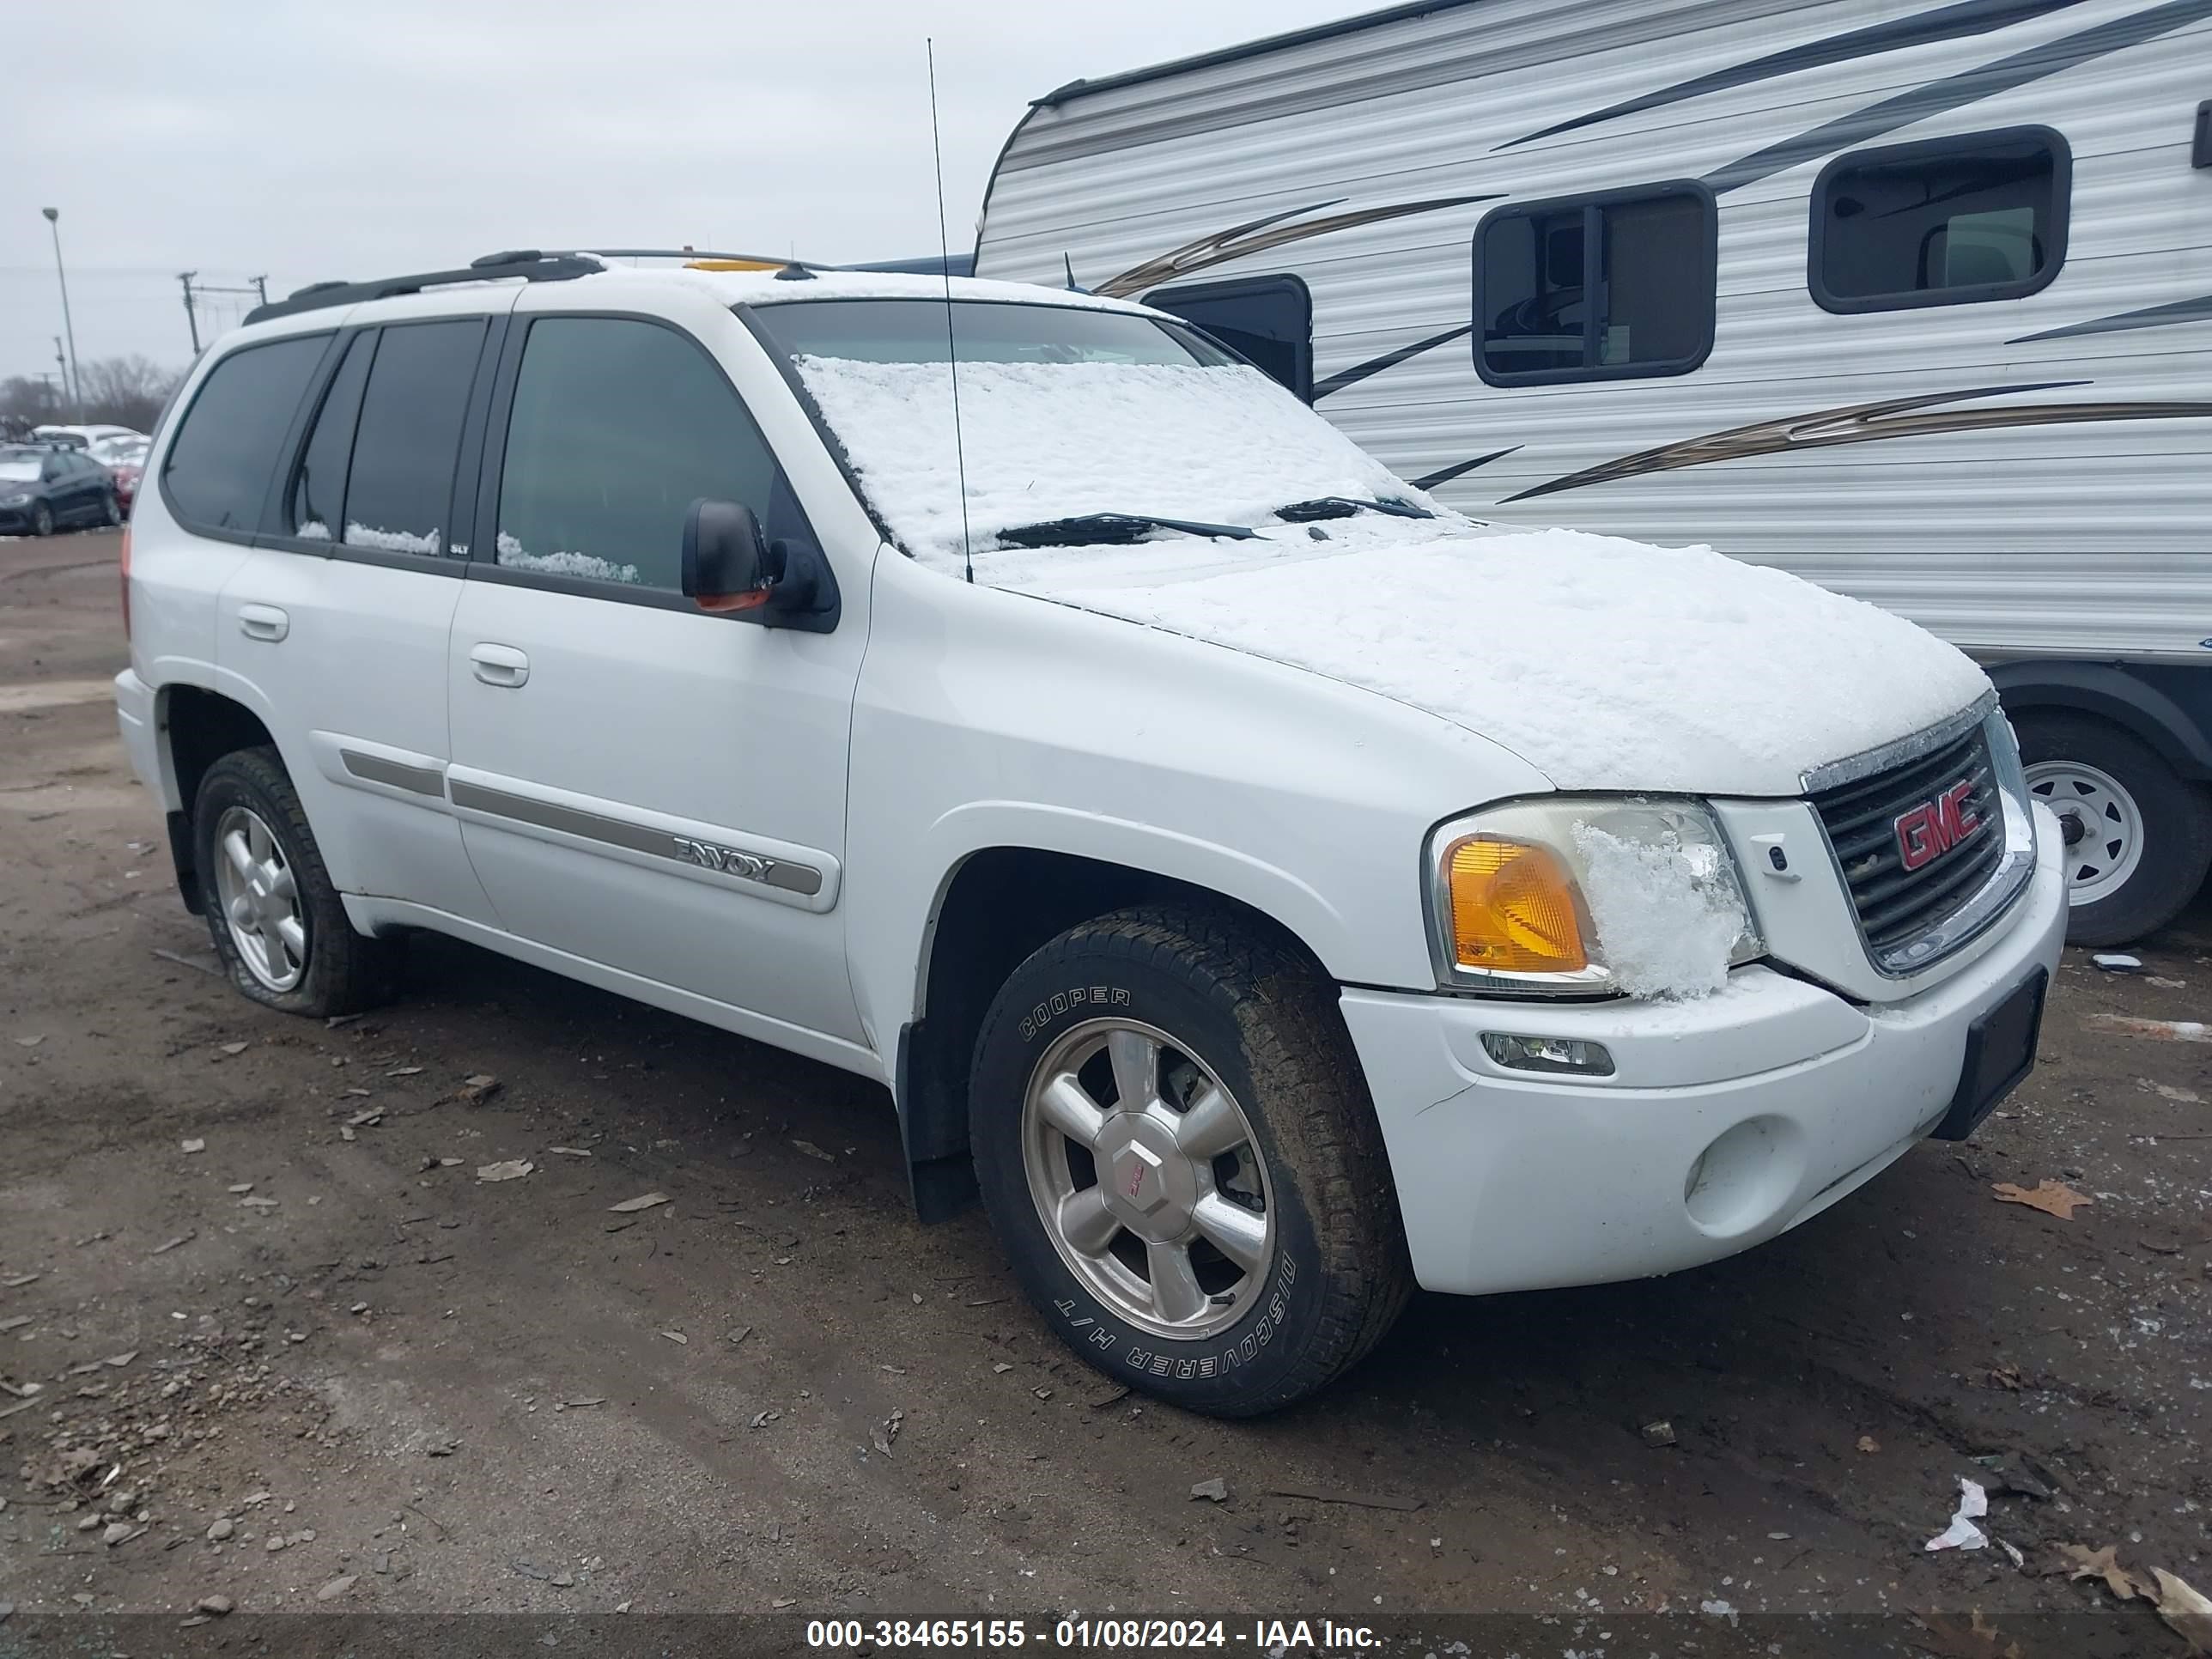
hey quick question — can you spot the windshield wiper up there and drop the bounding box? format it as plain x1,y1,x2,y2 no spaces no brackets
997,512,1259,549
1273,496,1432,522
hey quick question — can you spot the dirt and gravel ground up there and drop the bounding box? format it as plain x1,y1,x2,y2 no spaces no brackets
2,528,2209,1650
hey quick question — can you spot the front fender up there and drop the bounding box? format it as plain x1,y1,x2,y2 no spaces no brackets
841,553,1554,1051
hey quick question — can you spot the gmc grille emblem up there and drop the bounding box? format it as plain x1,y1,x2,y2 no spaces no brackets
1893,781,1981,872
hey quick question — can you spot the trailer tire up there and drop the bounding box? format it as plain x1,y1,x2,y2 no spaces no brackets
2017,714,2212,946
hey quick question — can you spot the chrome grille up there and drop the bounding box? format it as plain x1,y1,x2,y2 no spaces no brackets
1812,724,2004,967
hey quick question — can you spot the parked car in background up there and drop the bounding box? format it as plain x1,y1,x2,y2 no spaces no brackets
0,443,124,536
112,252,2063,1414
32,423,146,453
89,434,151,512
975,0,2212,947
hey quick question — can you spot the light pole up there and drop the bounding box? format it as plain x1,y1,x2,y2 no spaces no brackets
40,208,82,421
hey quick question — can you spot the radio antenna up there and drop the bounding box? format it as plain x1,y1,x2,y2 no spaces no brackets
927,39,975,585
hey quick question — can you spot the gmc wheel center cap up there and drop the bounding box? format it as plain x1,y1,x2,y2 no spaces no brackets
1097,1115,1198,1242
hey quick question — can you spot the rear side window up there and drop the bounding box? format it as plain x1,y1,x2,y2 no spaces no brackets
340,319,489,556
1145,276,1314,400
1811,127,2069,313
494,317,783,591
161,335,327,531
287,331,374,541
1474,184,1715,385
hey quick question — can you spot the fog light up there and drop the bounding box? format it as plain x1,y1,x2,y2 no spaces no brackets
1480,1032,1615,1077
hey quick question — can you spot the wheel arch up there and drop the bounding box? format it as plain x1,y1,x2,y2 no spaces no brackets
156,682,279,915
1990,663,2212,781
895,844,1340,1223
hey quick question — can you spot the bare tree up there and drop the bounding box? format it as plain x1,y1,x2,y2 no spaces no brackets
71,356,187,434
0,374,66,438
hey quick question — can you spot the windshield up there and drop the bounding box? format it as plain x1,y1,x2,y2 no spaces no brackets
751,298,1416,568
0,453,43,483
92,439,147,465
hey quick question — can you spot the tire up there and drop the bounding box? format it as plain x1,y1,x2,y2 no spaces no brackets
192,745,399,1017
2016,714,2212,947
103,492,122,527
29,501,52,538
969,904,1412,1416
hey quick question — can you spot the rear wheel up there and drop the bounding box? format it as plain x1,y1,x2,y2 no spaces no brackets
2017,714,2212,946
193,746,398,1016
969,905,1411,1416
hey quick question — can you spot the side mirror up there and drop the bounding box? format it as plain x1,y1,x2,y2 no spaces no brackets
682,498,773,612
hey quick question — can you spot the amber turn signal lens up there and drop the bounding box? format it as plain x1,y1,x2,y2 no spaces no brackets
1445,836,1588,974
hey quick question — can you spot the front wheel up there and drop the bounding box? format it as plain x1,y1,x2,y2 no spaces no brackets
2017,714,2212,946
29,501,52,538
969,906,1411,1416
103,492,122,527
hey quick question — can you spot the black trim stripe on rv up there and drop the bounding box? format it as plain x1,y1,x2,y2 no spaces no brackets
1409,447,1521,491
1501,383,2212,502
2009,292,2212,344
1702,0,2212,191
1499,0,2087,150
1311,323,1474,401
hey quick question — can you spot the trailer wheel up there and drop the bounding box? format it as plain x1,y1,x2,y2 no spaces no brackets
2017,714,2212,946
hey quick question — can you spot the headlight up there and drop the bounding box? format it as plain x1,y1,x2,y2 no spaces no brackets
0,493,29,507
1426,799,1763,998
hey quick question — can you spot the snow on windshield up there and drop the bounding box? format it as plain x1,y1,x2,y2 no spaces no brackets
792,357,1407,568
0,458,41,483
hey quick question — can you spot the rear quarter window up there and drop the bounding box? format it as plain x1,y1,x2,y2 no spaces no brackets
162,335,329,532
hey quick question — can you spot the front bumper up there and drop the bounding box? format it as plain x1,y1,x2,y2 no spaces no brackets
1340,805,2067,1296
0,502,38,533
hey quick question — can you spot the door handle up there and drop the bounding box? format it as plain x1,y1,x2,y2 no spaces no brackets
469,643,530,688
238,604,289,642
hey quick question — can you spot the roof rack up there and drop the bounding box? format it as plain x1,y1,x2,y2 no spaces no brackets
242,250,603,326
561,246,842,279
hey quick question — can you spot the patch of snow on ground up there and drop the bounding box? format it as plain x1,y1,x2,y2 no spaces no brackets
793,358,1405,563
344,522,439,556
1572,822,1747,1000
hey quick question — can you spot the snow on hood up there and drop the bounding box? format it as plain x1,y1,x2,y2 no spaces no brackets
1014,525,1992,797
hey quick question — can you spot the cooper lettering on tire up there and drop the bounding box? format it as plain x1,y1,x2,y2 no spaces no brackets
969,903,1411,1416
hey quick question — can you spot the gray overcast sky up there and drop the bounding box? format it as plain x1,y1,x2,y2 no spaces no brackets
2,0,1356,386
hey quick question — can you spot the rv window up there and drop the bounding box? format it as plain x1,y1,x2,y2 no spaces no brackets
1473,185,1714,386
1810,127,2069,313
1143,276,1314,401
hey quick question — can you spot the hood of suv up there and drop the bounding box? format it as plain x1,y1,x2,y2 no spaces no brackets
1012,525,1992,797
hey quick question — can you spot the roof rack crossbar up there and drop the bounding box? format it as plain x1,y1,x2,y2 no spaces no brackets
242,252,603,327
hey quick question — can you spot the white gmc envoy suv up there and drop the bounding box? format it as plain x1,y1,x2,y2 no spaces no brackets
114,252,2066,1413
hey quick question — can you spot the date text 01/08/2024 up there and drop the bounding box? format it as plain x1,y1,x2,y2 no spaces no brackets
805,1619,1382,1650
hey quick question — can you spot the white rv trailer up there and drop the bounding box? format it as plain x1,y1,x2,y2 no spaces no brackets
972,0,2212,945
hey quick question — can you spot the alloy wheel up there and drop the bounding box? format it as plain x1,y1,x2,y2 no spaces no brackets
1021,1018,1274,1340
211,805,308,992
